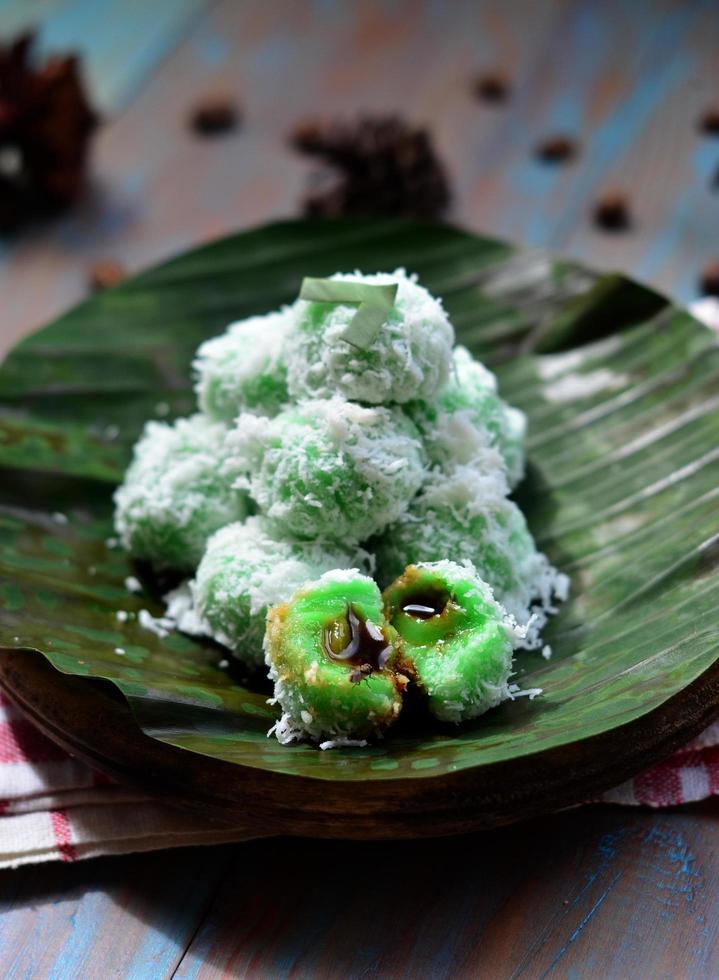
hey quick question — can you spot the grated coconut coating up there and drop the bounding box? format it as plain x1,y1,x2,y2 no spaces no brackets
193,306,293,422
114,268,569,744
406,346,527,488
193,517,361,668
227,396,426,544
374,466,568,648
384,560,522,723
286,269,454,404
113,414,246,571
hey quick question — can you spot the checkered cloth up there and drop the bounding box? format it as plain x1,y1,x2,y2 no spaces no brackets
0,691,262,867
1,298,716,869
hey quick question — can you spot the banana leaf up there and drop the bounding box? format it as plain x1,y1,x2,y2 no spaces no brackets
0,219,718,785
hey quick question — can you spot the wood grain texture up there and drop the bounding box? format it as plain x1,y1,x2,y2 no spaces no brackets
0,0,207,112
0,805,716,979
1,3,719,977
0,845,232,978
174,806,719,979
2,0,719,360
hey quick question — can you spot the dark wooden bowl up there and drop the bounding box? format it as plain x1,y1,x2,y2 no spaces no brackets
3,647,718,840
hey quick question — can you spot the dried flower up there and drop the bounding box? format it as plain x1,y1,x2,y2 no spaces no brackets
0,30,98,229
291,114,451,220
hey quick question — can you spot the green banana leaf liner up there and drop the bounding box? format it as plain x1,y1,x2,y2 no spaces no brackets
1,219,718,784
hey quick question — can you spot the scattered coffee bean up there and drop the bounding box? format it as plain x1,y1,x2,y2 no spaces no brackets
699,107,719,136
290,119,325,152
535,135,577,164
593,191,631,231
699,260,719,297
88,259,125,292
473,71,511,104
189,94,240,136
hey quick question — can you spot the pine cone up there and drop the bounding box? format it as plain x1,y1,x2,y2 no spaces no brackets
292,115,451,220
0,31,98,230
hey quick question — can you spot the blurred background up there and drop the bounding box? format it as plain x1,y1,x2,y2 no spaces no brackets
0,0,718,357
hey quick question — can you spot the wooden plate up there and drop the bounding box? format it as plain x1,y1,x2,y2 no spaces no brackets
2,220,719,838
2,647,719,839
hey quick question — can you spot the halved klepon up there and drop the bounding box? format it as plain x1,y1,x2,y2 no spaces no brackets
383,560,521,723
265,569,410,747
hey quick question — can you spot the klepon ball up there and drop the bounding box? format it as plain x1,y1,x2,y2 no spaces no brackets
374,466,568,648
406,345,527,487
114,414,246,571
194,306,293,422
286,269,454,404
227,396,426,543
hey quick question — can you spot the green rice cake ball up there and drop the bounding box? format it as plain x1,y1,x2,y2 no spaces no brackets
406,346,527,488
286,269,454,405
114,414,246,571
374,467,568,647
194,307,293,422
193,517,358,668
265,569,408,746
229,396,426,543
384,560,519,723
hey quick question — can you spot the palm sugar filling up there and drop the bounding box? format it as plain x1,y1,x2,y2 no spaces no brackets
400,588,451,620
324,604,393,680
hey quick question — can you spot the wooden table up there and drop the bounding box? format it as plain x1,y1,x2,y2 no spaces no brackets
1,1,718,976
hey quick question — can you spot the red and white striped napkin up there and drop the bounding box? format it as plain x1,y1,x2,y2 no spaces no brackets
0,691,262,867
0,299,715,868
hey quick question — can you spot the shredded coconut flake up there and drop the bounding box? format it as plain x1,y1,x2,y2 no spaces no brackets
319,738,369,751
163,582,208,637
544,368,628,403
508,683,543,700
138,608,173,638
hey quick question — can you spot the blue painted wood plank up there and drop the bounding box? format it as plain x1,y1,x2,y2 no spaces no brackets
0,845,230,979
0,0,209,112
171,806,719,979
460,0,719,305
0,806,716,977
